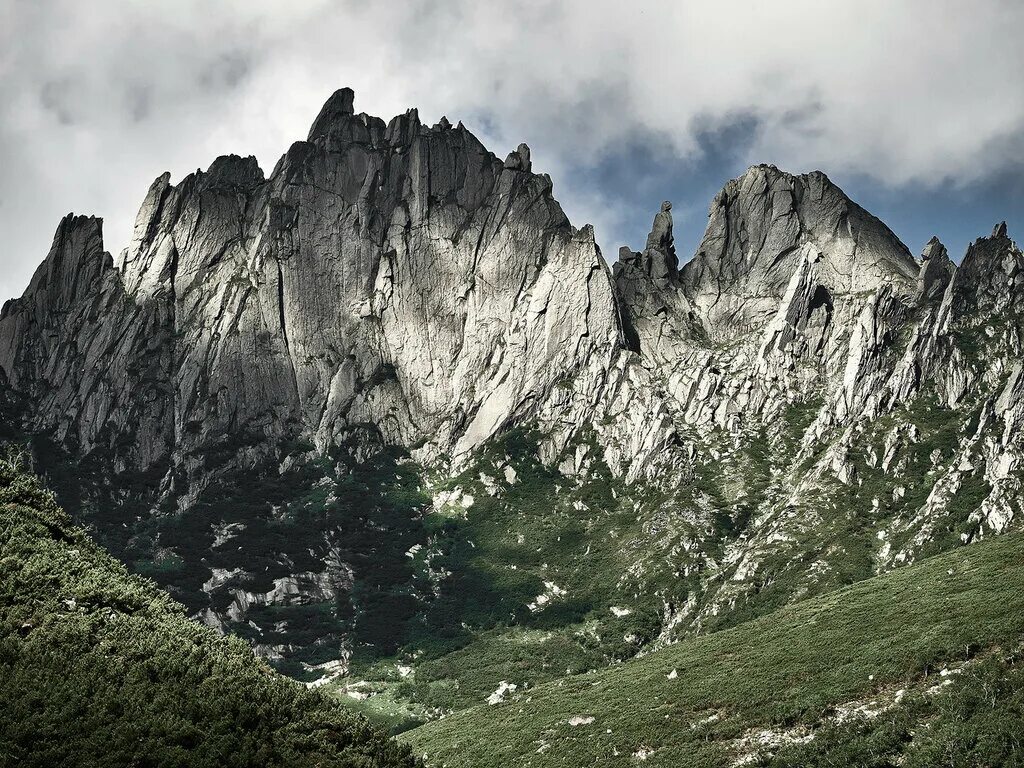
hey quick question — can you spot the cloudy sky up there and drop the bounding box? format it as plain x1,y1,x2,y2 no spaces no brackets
1,0,1021,303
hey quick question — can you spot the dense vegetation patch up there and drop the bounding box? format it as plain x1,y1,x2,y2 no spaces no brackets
761,650,1024,767
0,451,417,768
405,532,1024,767
327,427,704,728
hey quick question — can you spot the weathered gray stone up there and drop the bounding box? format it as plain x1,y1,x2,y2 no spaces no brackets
503,142,532,172
916,237,955,303
1,89,626,490
307,87,356,140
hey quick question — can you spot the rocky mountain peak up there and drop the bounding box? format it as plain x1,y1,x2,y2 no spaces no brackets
613,200,679,291
204,154,265,187
383,107,421,146
1,87,623,483
611,199,698,360
5,214,111,319
954,222,1021,315
921,235,946,261
0,210,171,468
916,236,955,302
307,86,357,140
504,143,532,172
645,201,675,253
679,164,919,343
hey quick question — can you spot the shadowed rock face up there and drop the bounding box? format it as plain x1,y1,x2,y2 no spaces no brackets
0,214,176,472
916,236,955,303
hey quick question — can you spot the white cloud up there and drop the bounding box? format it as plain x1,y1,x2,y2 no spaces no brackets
1,0,1021,300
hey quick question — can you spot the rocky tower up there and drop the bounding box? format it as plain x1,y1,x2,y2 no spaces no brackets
1,89,624,491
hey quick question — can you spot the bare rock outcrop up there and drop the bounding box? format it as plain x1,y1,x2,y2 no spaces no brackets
1,89,627,490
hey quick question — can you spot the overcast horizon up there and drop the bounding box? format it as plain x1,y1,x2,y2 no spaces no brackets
2,0,1022,303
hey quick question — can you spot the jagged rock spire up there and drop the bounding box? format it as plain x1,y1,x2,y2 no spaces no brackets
916,236,955,302
645,201,674,253
955,221,1023,315
503,143,532,172
307,87,356,140
920,235,946,261
642,201,678,287
613,201,678,290
2,214,110,323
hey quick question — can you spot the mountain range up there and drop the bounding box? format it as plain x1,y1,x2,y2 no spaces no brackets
1,88,1022,766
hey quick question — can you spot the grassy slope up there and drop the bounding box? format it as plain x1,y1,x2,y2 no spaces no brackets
0,455,417,768
404,532,1024,767
326,404,1010,735
324,428,709,728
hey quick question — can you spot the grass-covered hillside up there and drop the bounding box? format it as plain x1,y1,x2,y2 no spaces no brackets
318,428,714,730
405,532,1024,767
0,451,418,768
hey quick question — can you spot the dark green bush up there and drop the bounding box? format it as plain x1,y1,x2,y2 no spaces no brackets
0,453,418,768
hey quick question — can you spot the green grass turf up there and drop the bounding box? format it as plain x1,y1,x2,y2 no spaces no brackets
404,532,1024,767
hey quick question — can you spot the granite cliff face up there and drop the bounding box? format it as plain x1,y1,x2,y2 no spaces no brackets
1,88,627,490
1,90,1022,695
615,165,921,430
0,88,666,665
